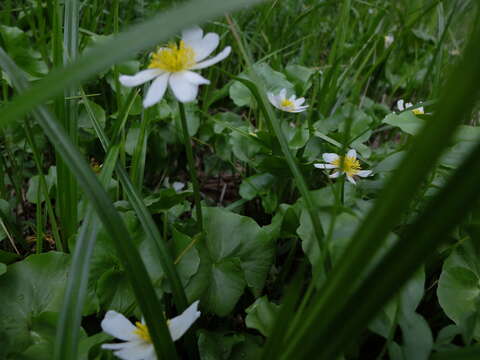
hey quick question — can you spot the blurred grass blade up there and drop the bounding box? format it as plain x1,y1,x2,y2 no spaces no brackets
0,48,178,360
0,0,264,128
431,345,480,360
79,87,189,312
281,14,480,360
55,0,79,244
54,144,119,360
311,138,480,359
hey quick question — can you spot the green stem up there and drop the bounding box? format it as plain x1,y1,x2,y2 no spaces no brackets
178,102,203,232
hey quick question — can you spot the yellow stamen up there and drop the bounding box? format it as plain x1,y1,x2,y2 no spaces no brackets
332,156,362,177
148,40,196,72
133,322,151,343
412,108,424,115
280,99,295,108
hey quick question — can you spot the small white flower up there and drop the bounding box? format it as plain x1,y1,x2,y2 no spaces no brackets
267,88,309,113
172,181,185,192
384,34,394,48
314,149,372,185
101,301,201,360
119,27,231,107
396,99,424,115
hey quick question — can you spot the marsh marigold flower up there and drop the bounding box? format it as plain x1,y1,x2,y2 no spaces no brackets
397,99,424,115
119,27,231,107
101,301,201,360
267,88,309,113
314,149,372,184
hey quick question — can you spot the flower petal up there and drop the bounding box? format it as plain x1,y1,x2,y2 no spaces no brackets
191,33,220,62
143,73,170,108
357,170,372,177
181,26,203,44
119,69,163,87
182,70,210,85
267,92,279,107
329,172,341,178
279,88,287,99
295,97,306,106
169,72,199,103
101,310,137,341
322,153,339,163
347,149,357,159
289,105,309,113
346,175,356,184
396,99,404,111
112,341,153,360
314,163,337,169
168,300,201,341
190,46,231,70
102,343,129,350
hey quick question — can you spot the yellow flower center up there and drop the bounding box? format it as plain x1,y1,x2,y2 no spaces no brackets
133,322,151,343
148,40,196,72
332,156,362,177
412,108,423,115
280,99,295,108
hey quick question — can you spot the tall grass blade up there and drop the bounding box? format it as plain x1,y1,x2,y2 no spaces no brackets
0,0,264,128
281,13,480,359
0,48,178,360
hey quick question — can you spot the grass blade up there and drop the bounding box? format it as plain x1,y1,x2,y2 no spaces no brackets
0,48,178,360
0,0,264,128
280,13,480,359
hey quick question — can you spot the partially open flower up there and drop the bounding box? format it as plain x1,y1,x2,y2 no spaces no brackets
267,88,308,113
384,34,394,48
397,99,424,115
119,27,231,107
101,301,201,360
314,149,372,184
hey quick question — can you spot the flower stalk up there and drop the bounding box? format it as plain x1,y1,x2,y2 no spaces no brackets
178,102,203,232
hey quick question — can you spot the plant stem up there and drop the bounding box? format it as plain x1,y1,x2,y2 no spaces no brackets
178,102,203,232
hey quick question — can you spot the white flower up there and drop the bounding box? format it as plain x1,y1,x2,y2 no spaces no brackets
267,88,309,113
384,34,394,48
119,27,231,107
314,149,372,185
396,99,424,115
172,181,185,192
101,301,201,360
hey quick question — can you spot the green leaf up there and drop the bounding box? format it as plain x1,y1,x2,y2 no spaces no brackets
0,252,70,357
0,263,6,276
438,240,480,338
383,112,424,135
245,296,280,337
187,207,274,315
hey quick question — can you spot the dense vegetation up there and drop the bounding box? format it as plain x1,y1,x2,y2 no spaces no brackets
0,0,480,359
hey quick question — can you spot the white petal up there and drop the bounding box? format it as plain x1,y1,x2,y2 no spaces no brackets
289,105,309,113
101,311,137,341
169,72,199,103
329,172,341,179
119,69,163,87
267,92,279,107
143,73,169,108
279,88,287,99
182,70,210,85
190,33,220,62
295,98,306,106
405,102,413,108
102,343,129,350
347,149,357,159
314,163,337,169
181,26,203,44
169,300,201,341
347,175,356,184
190,46,231,70
396,99,404,111
112,341,153,360
322,153,339,163
357,170,372,177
